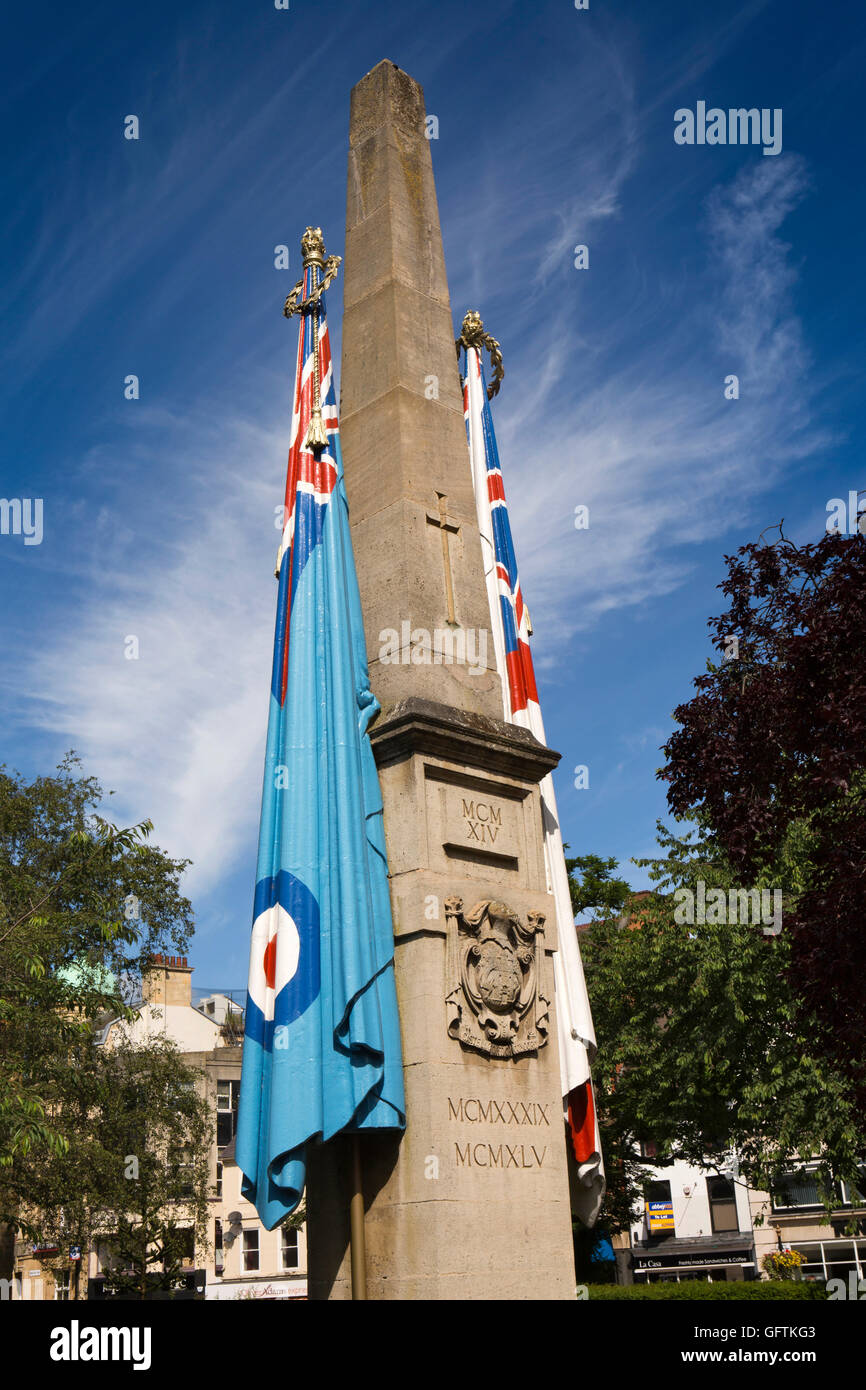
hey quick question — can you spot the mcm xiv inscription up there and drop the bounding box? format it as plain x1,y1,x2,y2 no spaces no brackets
462,798,501,845
447,1097,551,1126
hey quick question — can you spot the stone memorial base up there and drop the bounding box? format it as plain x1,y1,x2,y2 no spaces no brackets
306,701,577,1300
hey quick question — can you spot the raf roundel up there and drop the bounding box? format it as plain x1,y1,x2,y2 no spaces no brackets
244,870,321,1046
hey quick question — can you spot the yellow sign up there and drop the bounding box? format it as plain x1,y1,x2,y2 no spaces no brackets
646,1200,675,1232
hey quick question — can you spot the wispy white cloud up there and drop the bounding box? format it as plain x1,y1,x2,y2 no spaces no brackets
15,403,284,897
489,154,830,662
0,26,348,384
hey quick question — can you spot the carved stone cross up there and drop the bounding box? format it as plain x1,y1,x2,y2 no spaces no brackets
425,492,460,626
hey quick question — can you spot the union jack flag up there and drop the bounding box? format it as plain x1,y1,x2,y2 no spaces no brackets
236,253,405,1230
461,341,604,1226
271,265,340,705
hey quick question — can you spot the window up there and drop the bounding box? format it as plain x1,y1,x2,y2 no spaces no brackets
826,1241,858,1281
772,1170,824,1210
215,1161,223,1200
173,1148,194,1199
215,1220,223,1277
639,1139,658,1159
217,1078,239,1108
243,1229,260,1273
281,1226,299,1271
839,1170,866,1207
53,1270,70,1301
773,1167,866,1211
708,1176,739,1233
790,1239,866,1282
217,1079,240,1149
644,1179,672,1203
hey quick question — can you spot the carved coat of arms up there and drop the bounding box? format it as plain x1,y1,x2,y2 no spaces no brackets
445,897,549,1059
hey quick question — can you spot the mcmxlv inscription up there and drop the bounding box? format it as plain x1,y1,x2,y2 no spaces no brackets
455,1142,548,1169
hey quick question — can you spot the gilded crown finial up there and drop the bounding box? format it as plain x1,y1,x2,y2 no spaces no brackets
455,310,504,400
301,226,326,267
459,310,485,349
283,232,342,320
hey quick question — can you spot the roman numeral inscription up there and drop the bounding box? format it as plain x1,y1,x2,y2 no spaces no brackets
462,798,501,844
448,1099,551,1171
455,1143,548,1169
448,1097,551,1126
427,774,525,873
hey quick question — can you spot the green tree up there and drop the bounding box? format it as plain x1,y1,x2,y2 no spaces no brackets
23,1033,213,1300
661,528,866,1109
576,832,863,1234
564,852,632,922
92,1034,212,1299
565,854,645,1233
0,755,194,1276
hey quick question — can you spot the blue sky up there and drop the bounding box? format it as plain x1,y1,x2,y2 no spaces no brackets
2,0,863,993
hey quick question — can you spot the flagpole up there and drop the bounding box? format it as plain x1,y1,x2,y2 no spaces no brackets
349,1133,367,1300
284,228,371,1298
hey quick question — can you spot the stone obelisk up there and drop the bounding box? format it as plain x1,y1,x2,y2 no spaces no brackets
305,60,577,1300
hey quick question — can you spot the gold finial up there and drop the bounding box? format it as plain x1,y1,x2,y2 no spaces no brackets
458,310,485,351
455,310,504,399
301,226,325,268
283,232,341,319
281,228,342,459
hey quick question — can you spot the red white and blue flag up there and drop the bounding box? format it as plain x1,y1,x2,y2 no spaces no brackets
461,342,604,1225
236,260,405,1230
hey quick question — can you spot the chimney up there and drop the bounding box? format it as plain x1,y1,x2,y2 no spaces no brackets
142,952,193,1007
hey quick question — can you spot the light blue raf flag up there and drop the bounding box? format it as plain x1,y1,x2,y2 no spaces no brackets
236,228,405,1230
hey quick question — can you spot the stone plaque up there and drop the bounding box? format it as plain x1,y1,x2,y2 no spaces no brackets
425,767,526,875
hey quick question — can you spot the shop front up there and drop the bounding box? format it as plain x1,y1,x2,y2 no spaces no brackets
633,1237,757,1283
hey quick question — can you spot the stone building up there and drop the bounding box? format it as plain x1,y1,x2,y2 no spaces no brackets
613,1150,758,1285
609,1151,866,1287
749,1165,866,1284
184,1043,307,1301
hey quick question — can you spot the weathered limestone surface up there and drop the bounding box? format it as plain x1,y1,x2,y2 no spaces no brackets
306,63,576,1301
339,60,501,717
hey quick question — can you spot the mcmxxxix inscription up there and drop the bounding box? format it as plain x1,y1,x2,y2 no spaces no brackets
447,1097,551,1126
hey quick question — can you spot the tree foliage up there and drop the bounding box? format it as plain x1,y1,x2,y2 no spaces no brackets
661,528,866,1106
17,1033,212,1299
90,1033,212,1299
574,831,864,1233
0,755,198,1289
0,754,193,1170
564,852,631,923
